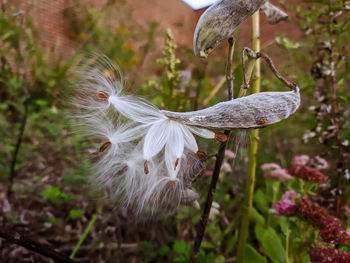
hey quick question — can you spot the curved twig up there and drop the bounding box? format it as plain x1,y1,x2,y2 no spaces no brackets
0,227,77,263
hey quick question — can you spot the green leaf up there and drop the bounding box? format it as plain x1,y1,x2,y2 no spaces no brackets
301,250,311,263
254,189,269,212
261,227,286,263
47,217,63,224
225,234,237,254
201,241,215,249
69,209,84,219
250,207,265,226
244,244,267,263
173,241,190,263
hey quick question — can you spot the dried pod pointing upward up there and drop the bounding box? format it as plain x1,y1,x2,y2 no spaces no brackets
162,89,300,130
260,1,288,24
194,0,266,58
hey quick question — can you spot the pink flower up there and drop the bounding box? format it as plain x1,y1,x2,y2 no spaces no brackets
292,155,310,166
282,190,301,201
272,200,298,216
222,162,232,173
261,163,281,171
313,156,329,170
225,149,235,159
265,168,294,180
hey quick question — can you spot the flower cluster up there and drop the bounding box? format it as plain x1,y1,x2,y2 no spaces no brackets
260,155,329,182
274,196,350,245
272,190,300,216
288,165,328,183
298,197,350,244
260,163,293,180
72,57,223,216
292,154,329,170
309,247,350,263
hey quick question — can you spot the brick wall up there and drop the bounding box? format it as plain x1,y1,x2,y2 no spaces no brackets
12,0,301,61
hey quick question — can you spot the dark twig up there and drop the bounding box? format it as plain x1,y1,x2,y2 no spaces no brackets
8,79,29,198
256,52,297,90
241,47,297,91
0,228,77,263
191,37,235,261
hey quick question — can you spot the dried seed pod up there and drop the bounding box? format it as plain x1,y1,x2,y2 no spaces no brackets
180,189,200,206
260,1,288,24
194,0,267,58
183,158,206,188
162,89,300,130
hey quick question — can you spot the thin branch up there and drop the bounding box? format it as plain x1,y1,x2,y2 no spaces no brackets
256,52,297,91
8,79,29,198
0,228,77,263
240,47,297,92
191,37,235,261
226,37,236,100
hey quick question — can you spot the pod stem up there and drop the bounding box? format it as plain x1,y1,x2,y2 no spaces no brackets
236,11,261,263
191,37,235,261
239,47,297,96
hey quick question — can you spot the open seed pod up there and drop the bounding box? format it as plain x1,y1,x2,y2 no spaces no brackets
180,189,200,209
193,0,267,58
260,1,288,24
162,88,300,130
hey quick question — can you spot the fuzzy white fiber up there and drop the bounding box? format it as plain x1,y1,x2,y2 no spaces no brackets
72,56,214,217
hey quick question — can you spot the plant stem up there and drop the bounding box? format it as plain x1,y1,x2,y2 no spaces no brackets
236,11,261,263
0,227,76,263
191,37,235,262
70,205,102,259
286,223,290,263
8,79,29,198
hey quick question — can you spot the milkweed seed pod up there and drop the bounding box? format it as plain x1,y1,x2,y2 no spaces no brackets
194,0,267,58
162,89,301,130
180,189,200,210
71,56,300,218
260,1,288,24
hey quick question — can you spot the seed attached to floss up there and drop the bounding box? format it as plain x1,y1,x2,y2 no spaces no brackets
144,160,149,174
174,158,180,171
214,133,228,143
99,141,111,152
196,150,208,161
95,90,110,102
170,180,176,191
117,165,129,176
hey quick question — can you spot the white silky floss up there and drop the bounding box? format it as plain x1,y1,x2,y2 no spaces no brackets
72,57,300,217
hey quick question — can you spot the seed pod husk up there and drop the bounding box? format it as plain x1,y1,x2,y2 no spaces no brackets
193,0,267,58
162,89,300,130
260,1,288,24
181,189,200,206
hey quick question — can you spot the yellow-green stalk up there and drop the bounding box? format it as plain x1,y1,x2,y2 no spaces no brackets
236,11,261,262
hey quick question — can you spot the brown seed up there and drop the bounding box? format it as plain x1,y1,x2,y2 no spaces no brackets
215,133,228,143
117,166,128,176
95,90,110,102
256,118,268,125
174,158,180,171
99,141,111,152
170,180,176,191
196,150,208,161
144,160,149,174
